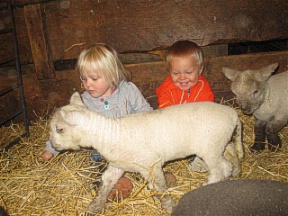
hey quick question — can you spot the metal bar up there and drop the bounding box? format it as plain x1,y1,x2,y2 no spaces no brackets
6,0,58,8
0,2,30,156
9,2,30,135
0,56,16,66
0,0,10,4
0,28,13,34
0,84,19,96
0,132,29,153
0,108,24,126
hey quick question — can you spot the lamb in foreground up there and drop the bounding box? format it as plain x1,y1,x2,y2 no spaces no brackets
49,92,244,214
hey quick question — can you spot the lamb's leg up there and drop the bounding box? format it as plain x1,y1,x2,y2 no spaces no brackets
224,143,241,177
204,155,233,185
251,119,266,151
222,120,243,177
142,164,176,213
266,119,285,151
234,118,244,160
88,165,124,215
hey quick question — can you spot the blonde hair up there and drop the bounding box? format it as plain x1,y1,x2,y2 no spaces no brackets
76,44,129,89
166,40,204,69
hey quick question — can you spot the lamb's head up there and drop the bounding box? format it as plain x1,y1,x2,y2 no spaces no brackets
49,92,90,151
222,63,278,115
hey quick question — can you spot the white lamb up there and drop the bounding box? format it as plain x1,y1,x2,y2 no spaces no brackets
49,92,244,214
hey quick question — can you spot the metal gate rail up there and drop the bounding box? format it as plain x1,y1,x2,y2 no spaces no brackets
0,1,29,151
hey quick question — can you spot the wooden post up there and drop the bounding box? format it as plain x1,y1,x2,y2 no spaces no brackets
24,4,54,80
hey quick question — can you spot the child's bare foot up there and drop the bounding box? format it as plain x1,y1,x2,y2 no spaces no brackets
39,151,54,161
108,177,133,201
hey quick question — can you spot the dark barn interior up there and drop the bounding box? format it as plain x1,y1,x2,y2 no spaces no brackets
0,0,287,215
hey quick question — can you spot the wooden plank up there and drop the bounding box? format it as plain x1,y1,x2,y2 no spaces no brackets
0,9,14,63
23,4,54,80
14,7,34,64
205,52,288,94
0,7,33,65
0,51,287,122
1,0,287,66
202,44,228,58
11,0,54,6
43,0,288,60
0,89,22,126
49,44,229,71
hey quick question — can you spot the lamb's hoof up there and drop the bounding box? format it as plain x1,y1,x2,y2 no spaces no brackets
188,156,208,173
163,205,173,214
87,207,102,216
268,143,281,152
250,143,265,152
232,167,241,177
162,198,177,213
205,178,222,186
87,199,104,215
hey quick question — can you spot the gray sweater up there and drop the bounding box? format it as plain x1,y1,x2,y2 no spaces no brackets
82,80,152,117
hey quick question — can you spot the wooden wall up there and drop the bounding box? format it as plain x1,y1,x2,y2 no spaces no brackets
0,0,288,122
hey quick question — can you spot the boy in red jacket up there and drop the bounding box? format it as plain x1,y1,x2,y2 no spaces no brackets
156,40,215,172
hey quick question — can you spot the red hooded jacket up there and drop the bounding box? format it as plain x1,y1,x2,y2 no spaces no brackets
156,75,215,109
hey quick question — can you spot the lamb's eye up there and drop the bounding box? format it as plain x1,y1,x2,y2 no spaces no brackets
252,90,260,97
56,127,64,133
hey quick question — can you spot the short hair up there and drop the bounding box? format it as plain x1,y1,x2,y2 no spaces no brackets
76,44,129,88
166,40,204,68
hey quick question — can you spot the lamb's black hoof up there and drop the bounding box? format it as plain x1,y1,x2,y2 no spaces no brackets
267,143,282,152
250,143,265,152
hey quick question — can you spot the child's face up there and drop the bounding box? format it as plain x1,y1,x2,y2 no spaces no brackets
169,56,202,91
80,72,114,98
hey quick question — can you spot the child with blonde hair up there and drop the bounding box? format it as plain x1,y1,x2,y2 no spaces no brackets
156,40,215,172
41,44,152,160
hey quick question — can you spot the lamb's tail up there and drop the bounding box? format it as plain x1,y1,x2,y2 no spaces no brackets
234,118,244,160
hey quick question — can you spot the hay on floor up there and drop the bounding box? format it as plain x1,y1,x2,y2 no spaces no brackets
0,101,287,215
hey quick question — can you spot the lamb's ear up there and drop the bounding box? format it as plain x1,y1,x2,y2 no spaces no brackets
256,62,279,81
70,92,85,107
222,67,242,81
59,109,83,126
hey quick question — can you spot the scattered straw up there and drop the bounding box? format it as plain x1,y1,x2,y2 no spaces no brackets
64,42,86,52
0,99,287,215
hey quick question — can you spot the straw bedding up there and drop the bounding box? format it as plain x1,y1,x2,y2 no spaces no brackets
0,101,287,216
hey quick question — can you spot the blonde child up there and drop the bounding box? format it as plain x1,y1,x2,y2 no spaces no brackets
41,44,152,161
156,40,215,172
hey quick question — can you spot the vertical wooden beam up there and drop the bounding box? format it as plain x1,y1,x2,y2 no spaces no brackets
24,4,54,80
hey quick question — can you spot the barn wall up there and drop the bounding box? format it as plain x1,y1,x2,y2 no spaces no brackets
0,0,288,122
